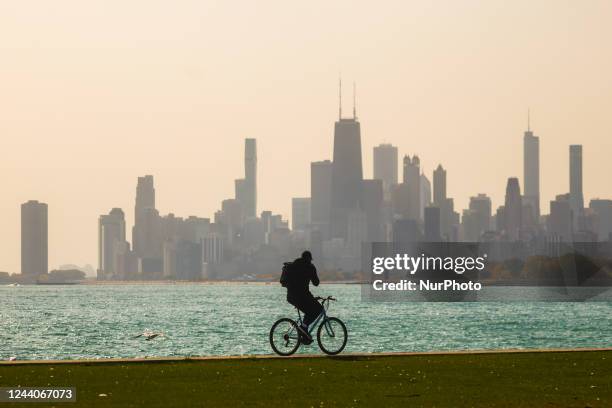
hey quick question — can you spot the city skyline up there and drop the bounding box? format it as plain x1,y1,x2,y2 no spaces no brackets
4,107,612,274
11,110,612,277
3,1,612,272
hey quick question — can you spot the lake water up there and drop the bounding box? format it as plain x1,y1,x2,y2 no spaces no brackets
1,284,611,360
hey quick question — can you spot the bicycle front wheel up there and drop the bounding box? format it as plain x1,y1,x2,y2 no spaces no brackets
269,318,301,356
317,317,347,355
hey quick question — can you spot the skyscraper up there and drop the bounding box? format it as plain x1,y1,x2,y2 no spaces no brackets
291,197,311,231
420,173,432,220
245,139,257,217
424,206,441,241
202,233,224,265
439,198,458,241
129,176,163,276
242,217,265,248
330,82,363,240
462,194,491,241
137,208,163,261
469,194,492,232
393,219,422,243
98,208,126,278
235,138,257,218
495,206,506,233
373,143,398,200
504,177,522,241
523,112,540,218
360,179,384,242
433,164,446,206
163,239,202,280
549,194,573,241
21,200,48,276
432,164,457,239
569,144,584,217
347,208,368,256
589,199,612,241
401,155,421,221
135,175,155,216
132,175,156,256
310,160,332,238
220,198,243,239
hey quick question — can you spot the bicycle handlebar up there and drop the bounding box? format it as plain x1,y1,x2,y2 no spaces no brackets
315,296,337,302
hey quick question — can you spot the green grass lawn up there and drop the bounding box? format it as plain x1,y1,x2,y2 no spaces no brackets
1,351,610,407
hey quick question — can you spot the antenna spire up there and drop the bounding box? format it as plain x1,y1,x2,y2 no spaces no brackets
527,108,531,132
338,76,342,120
353,81,357,119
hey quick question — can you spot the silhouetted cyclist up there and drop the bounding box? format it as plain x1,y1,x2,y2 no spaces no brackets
280,250,322,344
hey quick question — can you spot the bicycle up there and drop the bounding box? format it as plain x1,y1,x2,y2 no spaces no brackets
269,296,348,356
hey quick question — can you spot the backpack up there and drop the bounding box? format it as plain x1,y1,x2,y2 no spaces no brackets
280,262,294,287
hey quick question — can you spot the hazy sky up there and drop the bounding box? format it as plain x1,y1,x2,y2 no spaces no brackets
2,0,612,273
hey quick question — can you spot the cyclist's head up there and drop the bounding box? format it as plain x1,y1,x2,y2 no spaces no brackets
301,250,313,262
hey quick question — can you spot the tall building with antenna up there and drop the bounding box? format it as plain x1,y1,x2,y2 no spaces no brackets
330,79,363,240
523,109,540,219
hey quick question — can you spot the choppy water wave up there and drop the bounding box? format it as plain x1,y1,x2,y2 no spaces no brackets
0,284,610,360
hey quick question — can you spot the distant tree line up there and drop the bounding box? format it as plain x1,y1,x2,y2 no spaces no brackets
482,254,612,286
0,269,86,284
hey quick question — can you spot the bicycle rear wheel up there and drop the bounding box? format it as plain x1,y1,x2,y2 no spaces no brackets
317,317,347,355
269,318,301,356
